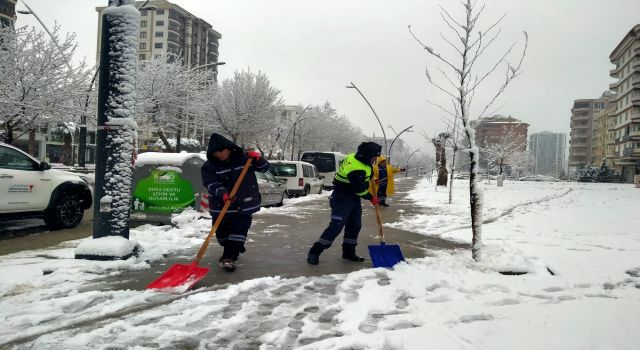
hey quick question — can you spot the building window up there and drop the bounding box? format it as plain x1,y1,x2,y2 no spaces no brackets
140,9,148,16
154,43,163,49
140,20,147,28
156,20,164,26
139,42,146,49
155,31,163,37
156,9,165,15
139,54,146,60
140,32,147,38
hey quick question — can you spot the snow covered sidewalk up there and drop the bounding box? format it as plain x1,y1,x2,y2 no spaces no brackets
1,178,639,349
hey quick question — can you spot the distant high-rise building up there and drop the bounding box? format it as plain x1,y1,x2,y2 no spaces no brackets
0,0,17,28
568,93,610,174
607,24,640,182
96,0,222,78
529,132,567,177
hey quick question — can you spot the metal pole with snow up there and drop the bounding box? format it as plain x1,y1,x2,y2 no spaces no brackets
76,0,140,260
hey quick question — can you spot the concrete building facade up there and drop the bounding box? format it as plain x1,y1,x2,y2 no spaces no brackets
529,132,567,177
608,24,640,182
0,0,16,28
568,94,609,173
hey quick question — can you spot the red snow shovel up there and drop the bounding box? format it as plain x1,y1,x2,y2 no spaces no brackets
146,157,253,292
368,203,405,268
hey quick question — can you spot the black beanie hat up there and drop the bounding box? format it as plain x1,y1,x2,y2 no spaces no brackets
355,142,382,163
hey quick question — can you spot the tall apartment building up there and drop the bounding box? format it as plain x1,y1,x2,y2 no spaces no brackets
608,24,640,182
0,0,16,27
568,93,609,173
529,132,567,177
592,95,617,165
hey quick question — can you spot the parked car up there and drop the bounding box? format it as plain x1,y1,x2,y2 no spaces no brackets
255,170,287,207
0,143,93,229
453,173,470,179
519,175,560,182
269,160,324,197
299,151,346,189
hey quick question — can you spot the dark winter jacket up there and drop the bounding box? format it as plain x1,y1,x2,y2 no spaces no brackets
201,133,270,215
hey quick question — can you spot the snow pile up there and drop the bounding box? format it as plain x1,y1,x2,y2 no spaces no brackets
134,152,206,167
74,236,139,258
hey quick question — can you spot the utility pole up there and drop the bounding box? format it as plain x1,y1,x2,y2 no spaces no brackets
92,0,140,240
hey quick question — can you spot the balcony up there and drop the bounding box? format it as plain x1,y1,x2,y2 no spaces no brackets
609,67,620,78
621,134,630,142
630,130,640,139
623,147,640,156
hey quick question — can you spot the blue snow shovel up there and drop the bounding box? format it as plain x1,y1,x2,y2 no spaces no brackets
368,203,405,268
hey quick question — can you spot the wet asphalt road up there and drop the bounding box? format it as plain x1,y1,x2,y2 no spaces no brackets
90,177,468,292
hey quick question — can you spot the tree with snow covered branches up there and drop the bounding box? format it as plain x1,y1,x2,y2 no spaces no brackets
212,69,283,146
135,53,213,152
409,0,528,261
0,25,92,151
480,124,528,175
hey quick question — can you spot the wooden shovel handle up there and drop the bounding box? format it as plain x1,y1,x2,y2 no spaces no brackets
374,203,385,243
194,157,253,265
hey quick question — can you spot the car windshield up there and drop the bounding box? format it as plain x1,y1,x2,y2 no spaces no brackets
269,163,297,176
301,153,336,172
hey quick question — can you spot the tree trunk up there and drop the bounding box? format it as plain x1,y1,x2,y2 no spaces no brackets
469,150,482,262
448,149,457,204
28,129,37,157
175,129,182,153
63,132,73,166
157,129,174,152
4,122,14,145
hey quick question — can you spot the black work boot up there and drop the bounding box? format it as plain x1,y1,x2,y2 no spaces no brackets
342,243,366,262
219,242,243,272
307,242,327,265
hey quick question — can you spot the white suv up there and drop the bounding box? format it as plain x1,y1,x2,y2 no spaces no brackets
0,143,93,229
269,160,324,197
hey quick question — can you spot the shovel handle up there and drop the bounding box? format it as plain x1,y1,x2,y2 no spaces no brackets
374,203,385,243
194,157,253,265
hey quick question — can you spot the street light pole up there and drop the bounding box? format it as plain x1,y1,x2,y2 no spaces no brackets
346,82,387,155
387,124,414,163
406,148,421,178
281,105,311,160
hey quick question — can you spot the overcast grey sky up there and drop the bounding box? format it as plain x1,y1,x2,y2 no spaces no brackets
16,0,640,151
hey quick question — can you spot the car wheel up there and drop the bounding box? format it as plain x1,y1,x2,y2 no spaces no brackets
45,194,84,230
275,192,285,207
303,186,310,196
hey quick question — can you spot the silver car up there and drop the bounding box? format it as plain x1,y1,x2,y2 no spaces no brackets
256,171,287,207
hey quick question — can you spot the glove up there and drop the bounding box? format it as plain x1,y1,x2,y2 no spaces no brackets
374,178,380,185
222,193,231,203
370,196,380,206
247,151,261,161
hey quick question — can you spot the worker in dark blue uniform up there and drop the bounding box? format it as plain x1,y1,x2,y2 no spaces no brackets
307,142,382,265
201,133,269,272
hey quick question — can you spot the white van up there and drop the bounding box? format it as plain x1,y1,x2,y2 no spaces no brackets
269,160,324,197
299,151,346,189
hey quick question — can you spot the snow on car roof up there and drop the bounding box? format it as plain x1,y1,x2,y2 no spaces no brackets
134,152,206,167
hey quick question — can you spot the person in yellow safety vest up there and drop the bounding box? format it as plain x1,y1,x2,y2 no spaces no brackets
370,156,403,207
307,142,383,265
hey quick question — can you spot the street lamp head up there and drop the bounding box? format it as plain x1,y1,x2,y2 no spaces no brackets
17,10,33,15
140,5,157,10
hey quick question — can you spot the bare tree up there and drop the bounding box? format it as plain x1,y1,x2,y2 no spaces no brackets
409,0,528,261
